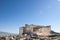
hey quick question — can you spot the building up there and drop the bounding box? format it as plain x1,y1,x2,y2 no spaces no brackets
19,24,51,36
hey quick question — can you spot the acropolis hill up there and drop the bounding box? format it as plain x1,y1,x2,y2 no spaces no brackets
0,24,60,40
19,24,60,40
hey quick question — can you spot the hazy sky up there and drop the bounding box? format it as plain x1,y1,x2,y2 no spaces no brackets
0,0,60,33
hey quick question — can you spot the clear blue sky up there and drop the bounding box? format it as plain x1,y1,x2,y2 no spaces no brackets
0,0,60,33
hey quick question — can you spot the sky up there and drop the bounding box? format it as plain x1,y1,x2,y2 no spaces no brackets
0,0,60,33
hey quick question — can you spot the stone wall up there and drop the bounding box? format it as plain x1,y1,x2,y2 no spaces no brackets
32,25,51,36
19,24,51,36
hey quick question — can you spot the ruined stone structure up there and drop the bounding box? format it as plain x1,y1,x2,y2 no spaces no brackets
19,24,51,36
0,24,60,40
19,24,60,40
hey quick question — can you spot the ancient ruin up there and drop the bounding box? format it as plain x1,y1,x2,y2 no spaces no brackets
19,24,60,40
0,24,60,40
